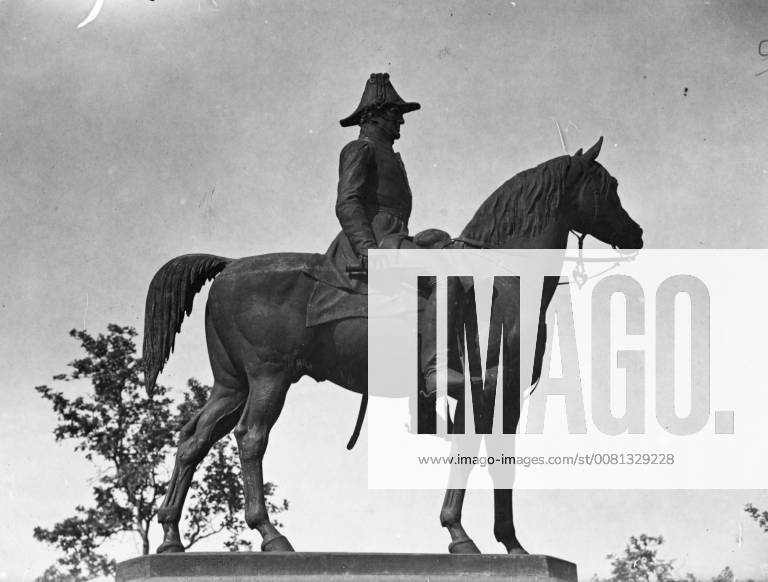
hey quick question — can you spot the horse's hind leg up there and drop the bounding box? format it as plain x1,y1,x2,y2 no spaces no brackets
157,382,246,553
234,364,294,552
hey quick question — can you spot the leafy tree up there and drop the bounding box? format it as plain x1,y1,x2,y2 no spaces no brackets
604,534,678,582
711,567,734,582
594,534,740,582
34,566,79,582
33,325,287,581
592,534,701,582
744,503,768,533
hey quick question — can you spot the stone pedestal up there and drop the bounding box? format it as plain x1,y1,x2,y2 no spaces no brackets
117,552,577,582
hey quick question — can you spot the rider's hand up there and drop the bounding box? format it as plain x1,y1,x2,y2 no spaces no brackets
357,247,371,268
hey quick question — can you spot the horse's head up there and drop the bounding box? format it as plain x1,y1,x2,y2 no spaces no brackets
564,137,644,250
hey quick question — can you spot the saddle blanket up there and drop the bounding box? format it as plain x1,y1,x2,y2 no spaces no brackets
303,254,368,327
303,230,453,327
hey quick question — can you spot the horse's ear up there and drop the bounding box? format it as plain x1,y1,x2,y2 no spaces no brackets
574,148,583,156
565,156,585,190
583,136,603,162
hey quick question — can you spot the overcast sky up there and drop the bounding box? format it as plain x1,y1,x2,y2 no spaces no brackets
1,1,767,581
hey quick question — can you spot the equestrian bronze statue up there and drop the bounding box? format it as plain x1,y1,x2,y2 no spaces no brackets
143,73,643,555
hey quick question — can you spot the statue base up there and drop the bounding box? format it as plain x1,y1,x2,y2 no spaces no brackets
117,552,577,582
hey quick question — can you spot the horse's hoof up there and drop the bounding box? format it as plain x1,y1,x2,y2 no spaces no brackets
448,537,481,554
507,546,529,555
157,541,185,554
261,534,295,552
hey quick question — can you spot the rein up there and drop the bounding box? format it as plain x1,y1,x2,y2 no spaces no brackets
452,231,638,289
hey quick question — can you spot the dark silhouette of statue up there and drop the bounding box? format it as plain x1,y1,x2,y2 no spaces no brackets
144,68,644,555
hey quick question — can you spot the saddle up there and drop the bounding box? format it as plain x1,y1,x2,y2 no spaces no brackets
304,228,453,327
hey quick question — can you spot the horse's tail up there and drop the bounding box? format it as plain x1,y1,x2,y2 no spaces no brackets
143,253,232,394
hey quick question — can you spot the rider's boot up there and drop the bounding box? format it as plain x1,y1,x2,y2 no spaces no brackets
418,278,467,398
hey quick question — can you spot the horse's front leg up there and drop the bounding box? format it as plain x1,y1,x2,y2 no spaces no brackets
440,488,481,553
488,417,527,554
235,365,294,552
493,489,528,554
439,397,482,554
490,344,528,555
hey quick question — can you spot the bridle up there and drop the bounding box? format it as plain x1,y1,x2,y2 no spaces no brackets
561,175,639,287
563,230,639,288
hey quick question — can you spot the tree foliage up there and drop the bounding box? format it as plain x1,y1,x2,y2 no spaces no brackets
711,567,734,582
33,325,287,581
603,534,679,582
744,503,768,533
594,534,741,582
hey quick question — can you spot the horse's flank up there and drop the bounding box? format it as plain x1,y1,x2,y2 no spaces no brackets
143,252,322,394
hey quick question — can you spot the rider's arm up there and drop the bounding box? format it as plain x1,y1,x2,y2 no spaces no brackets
335,140,377,256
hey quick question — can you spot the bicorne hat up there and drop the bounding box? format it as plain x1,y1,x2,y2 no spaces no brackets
339,73,421,127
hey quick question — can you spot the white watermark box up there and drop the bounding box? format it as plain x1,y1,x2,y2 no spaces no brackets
367,249,768,490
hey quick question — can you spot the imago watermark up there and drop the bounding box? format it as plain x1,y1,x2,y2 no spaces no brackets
367,249,767,490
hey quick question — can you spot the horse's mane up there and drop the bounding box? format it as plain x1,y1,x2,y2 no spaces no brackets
459,155,572,245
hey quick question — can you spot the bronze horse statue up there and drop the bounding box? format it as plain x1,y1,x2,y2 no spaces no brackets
144,137,643,554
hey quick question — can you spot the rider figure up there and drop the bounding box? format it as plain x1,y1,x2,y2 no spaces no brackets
326,73,419,283
328,73,465,398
